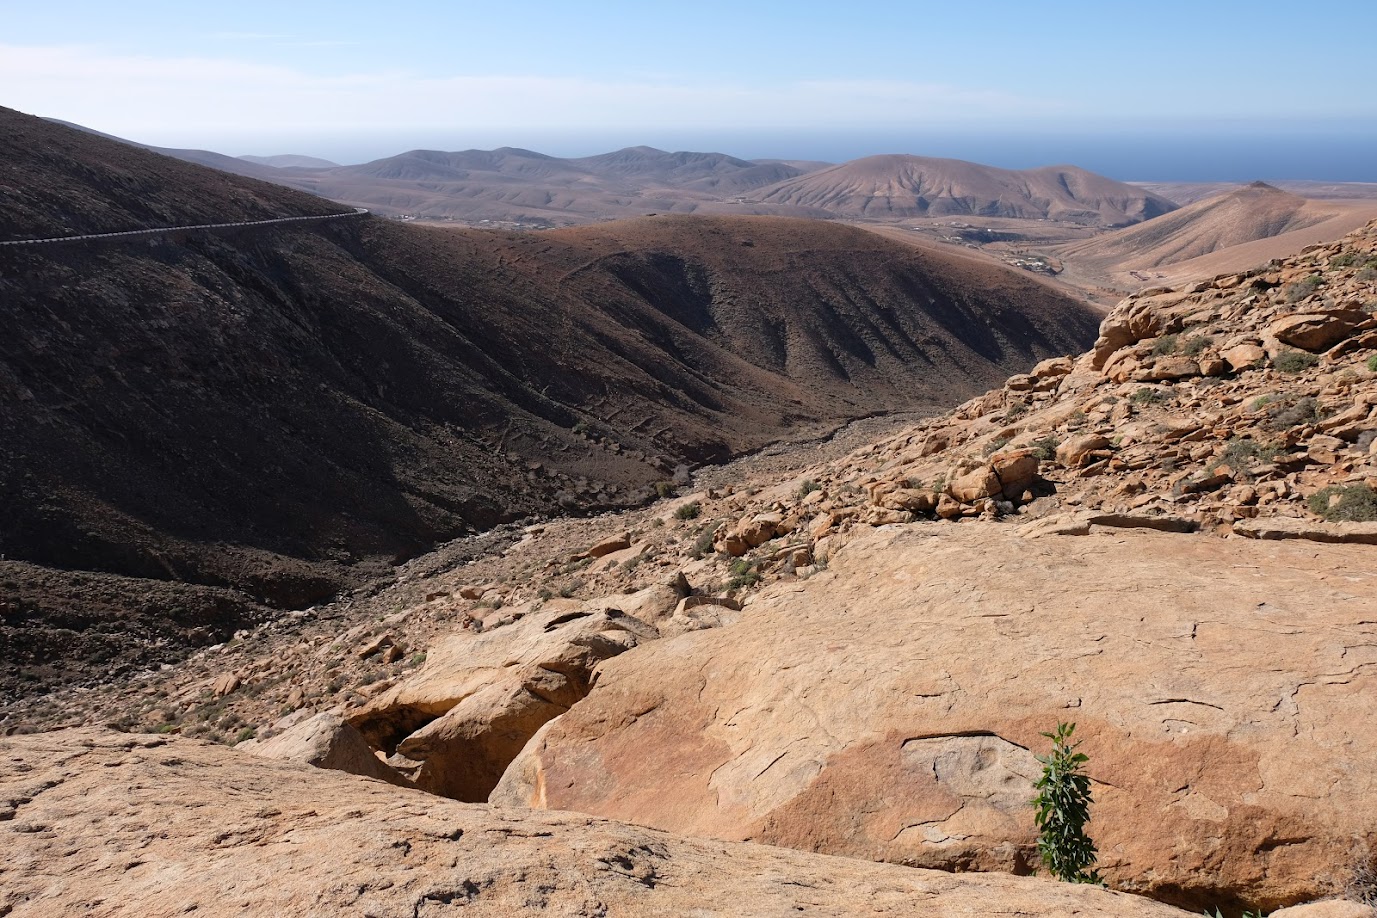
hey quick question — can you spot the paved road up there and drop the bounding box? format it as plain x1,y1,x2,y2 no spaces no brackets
0,207,369,247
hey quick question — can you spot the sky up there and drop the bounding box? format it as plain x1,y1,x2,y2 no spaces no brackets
5,0,1377,180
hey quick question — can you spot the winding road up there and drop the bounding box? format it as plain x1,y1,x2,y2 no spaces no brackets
0,206,369,247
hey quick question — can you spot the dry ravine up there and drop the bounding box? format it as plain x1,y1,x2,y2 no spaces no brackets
6,223,1377,916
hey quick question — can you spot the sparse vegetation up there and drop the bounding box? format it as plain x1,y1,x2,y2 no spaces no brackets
1367,354,1377,372
1264,395,1323,431
1151,334,1179,356
1180,335,1212,357
1347,847,1377,907
1130,387,1168,406
1284,275,1323,302
655,481,677,499
982,436,1012,456
726,558,760,591
1215,437,1280,474
1003,400,1029,421
675,501,702,520
1031,722,1102,885
1274,350,1318,374
797,479,821,499
1308,485,1377,522
1031,435,1060,462
691,522,721,560
1331,252,1359,268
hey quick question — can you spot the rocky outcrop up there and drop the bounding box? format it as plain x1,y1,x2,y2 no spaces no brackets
240,711,409,786
0,729,1200,918
348,605,659,800
494,522,1377,913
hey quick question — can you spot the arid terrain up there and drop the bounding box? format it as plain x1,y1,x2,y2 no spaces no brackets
0,107,1100,698
5,104,1377,918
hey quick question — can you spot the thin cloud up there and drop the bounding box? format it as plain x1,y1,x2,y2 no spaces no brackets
1,43,1060,136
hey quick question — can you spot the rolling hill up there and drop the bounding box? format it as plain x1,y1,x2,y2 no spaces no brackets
0,106,1101,694
749,155,1178,226
1053,181,1377,288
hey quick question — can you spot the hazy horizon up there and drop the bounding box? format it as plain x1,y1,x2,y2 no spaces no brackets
9,0,1377,183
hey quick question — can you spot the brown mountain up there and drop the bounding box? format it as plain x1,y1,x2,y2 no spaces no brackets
0,106,1101,694
750,154,1177,226
1055,181,1377,288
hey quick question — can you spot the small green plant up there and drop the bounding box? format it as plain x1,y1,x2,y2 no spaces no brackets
1204,909,1266,918
1274,350,1318,374
655,481,676,499
1367,354,1377,372
1031,722,1102,885
1151,334,1179,356
1031,435,1060,462
1215,437,1280,474
674,501,702,521
1284,275,1322,302
1130,387,1168,407
1180,335,1212,357
1004,400,1029,421
571,421,589,435
691,521,721,560
797,479,821,499
982,436,1013,457
1332,252,1359,268
1358,268,1377,284
234,726,257,744
1264,395,1323,430
1308,485,1377,522
726,558,761,591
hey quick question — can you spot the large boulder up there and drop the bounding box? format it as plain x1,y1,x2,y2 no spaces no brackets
1268,305,1369,352
0,730,1199,918
348,605,658,800
242,712,409,787
494,523,1377,913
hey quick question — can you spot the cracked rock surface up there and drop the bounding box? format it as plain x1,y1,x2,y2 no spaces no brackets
0,729,1197,918
494,522,1377,912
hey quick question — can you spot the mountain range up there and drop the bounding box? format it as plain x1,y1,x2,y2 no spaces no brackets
0,106,1100,693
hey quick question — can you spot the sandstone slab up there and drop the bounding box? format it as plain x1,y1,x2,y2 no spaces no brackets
496,523,1377,912
0,729,1196,918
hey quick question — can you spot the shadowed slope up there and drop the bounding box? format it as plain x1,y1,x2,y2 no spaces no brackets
0,107,1099,694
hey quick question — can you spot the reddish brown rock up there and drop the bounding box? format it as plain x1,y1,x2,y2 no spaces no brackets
497,523,1377,912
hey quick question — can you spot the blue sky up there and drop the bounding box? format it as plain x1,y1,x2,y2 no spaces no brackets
5,1,1377,179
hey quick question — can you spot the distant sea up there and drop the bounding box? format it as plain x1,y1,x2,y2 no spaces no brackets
154,126,1377,184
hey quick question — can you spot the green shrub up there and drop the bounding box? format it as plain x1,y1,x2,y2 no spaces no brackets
1031,435,1060,462
655,481,676,499
1332,252,1359,268
1308,485,1377,522
1180,335,1212,357
1284,275,1323,302
675,501,702,520
982,436,1012,457
727,558,760,591
691,522,721,560
1032,722,1101,885
1130,387,1168,406
1151,334,1179,356
1217,437,1280,472
1274,350,1319,374
1264,395,1323,430
1367,354,1377,372
1360,268,1377,284
797,479,821,499
1004,400,1029,421
571,421,589,435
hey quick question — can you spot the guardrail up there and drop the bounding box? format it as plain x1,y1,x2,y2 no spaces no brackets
0,207,369,247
